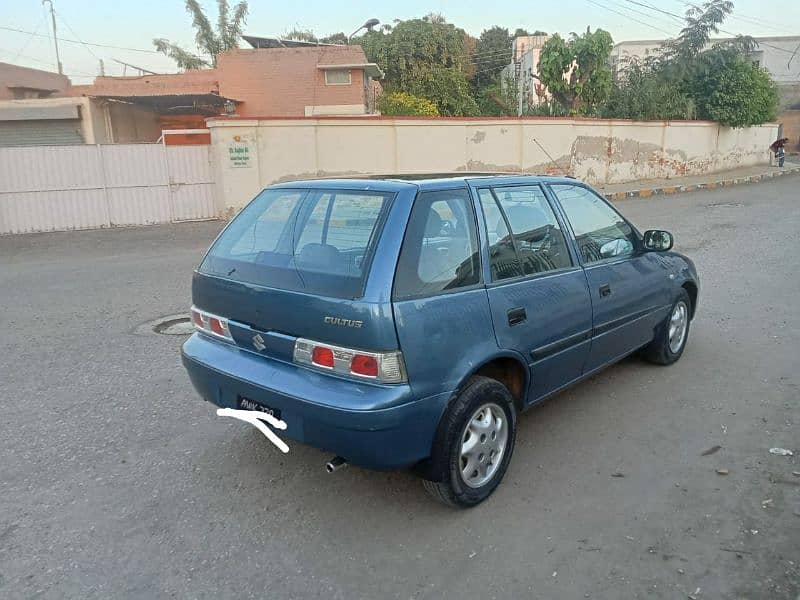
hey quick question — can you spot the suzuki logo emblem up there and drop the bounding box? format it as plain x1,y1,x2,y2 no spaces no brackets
252,334,266,351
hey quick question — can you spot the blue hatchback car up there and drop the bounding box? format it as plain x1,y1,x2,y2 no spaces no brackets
182,174,699,507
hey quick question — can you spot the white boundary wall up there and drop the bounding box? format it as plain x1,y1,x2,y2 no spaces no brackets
206,117,777,214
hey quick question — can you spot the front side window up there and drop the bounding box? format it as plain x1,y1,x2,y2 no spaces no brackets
550,184,637,264
200,188,392,298
479,185,572,281
393,189,480,299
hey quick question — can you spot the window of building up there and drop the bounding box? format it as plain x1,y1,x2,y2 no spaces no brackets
325,69,352,85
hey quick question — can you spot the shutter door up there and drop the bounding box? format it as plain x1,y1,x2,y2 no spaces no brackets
0,119,84,147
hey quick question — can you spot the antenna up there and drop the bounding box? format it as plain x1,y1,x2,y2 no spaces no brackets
532,137,568,176
42,0,62,74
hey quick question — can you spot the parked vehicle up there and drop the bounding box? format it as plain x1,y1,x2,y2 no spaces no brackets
182,175,699,507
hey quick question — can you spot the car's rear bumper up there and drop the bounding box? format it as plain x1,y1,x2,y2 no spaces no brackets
181,333,449,469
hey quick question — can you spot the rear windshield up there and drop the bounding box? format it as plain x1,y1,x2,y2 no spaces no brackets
200,188,394,298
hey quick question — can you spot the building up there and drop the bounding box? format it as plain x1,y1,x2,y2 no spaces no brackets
0,62,70,100
69,38,383,144
0,62,161,146
502,35,551,115
0,39,383,147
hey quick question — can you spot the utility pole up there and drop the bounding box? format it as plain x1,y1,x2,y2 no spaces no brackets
42,0,63,75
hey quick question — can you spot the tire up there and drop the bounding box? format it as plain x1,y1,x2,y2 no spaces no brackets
643,289,692,365
422,376,517,508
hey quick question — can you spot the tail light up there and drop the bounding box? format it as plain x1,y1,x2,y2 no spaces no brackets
190,306,233,342
293,338,406,384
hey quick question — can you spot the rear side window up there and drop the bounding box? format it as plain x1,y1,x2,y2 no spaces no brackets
200,188,393,298
479,185,572,281
393,189,480,300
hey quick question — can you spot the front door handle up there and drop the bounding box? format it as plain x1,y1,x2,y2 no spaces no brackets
599,284,612,297
507,307,527,326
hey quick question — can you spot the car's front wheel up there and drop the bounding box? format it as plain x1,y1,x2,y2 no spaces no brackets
423,376,517,508
644,288,692,365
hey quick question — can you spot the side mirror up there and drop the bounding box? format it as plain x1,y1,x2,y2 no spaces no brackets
643,229,674,252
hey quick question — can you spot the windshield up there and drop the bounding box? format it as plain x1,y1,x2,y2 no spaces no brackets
199,188,394,298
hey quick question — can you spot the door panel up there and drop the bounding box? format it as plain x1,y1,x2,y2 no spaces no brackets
392,188,492,400
474,183,593,402
394,289,499,400
487,270,592,401
582,254,671,371
548,183,672,371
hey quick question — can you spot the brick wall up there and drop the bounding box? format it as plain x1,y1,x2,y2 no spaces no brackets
0,62,71,99
779,110,800,153
65,46,372,119
73,69,221,97
217,47,368,117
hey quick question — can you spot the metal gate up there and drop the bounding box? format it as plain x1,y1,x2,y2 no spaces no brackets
0,143,218,234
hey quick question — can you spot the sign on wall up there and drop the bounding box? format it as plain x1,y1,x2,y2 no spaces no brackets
228,135,252,168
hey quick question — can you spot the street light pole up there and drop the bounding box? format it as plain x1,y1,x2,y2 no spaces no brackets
42,0,63,75
348,18,380,43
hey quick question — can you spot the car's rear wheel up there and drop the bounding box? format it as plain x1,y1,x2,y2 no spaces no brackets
643,289,692,365
422,376,517,508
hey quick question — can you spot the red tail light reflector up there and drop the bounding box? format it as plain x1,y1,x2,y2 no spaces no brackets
311,346,335,368
209,317,227,337
351,354,379,377
190,306,233,342
293,338,406,384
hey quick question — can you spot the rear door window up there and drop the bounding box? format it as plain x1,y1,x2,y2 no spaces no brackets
393,189,481,300
200,188,393,298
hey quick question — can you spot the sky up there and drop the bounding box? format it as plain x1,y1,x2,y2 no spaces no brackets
1,0,797,83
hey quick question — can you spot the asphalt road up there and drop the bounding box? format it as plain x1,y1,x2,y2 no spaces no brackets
1,177,798,599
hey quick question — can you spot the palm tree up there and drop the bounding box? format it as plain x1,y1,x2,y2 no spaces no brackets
153,0,248,70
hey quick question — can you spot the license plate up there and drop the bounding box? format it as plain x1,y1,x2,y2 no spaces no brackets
237,396,281,420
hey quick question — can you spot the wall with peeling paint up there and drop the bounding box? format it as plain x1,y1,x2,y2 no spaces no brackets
206,117,778,214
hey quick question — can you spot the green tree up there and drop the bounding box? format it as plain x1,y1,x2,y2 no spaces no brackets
604,0,778,127
474,75,518,116
354,16,478,116
603,58,694,120
695,57,778,126
378,91,440,116
538,28,614,115
473,26,512,88
320,32,348,45
282,29,349,45
284,28,318,42
153,0,248,69
408,66,479,116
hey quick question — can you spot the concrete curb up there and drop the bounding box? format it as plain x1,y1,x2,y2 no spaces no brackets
602,166,800,201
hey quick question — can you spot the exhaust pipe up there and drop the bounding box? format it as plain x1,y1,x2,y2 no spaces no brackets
326,456,348,473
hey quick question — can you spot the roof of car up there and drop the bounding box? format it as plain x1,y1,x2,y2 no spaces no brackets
268,173,581,192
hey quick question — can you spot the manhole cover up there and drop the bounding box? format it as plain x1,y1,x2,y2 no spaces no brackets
152,316,194,335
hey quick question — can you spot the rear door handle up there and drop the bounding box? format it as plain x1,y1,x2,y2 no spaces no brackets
599,284,612,297
507,307,527,326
